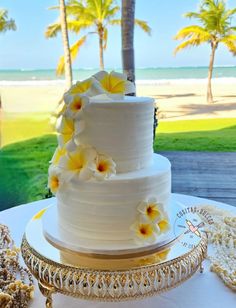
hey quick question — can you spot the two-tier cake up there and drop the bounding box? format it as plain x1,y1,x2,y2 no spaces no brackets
48,71,171,251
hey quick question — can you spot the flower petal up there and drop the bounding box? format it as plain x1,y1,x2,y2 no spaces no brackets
51,147,67,165
48,165,62,195
69,78,93,95
158,219,170,233
93,71,108,82
74,120,85,135
137,201,148,214
92,153,116,180
148,197,158,204
66,139,77,152
78,167,93,181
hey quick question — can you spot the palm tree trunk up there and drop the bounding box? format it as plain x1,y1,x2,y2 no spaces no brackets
207,42,216,103
98,27,104,70
121,0,135,92
59,0,73,90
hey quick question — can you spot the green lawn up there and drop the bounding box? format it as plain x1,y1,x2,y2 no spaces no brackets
154,118,236,151
0,135,57,211
1,112,54,147
0,118,236,211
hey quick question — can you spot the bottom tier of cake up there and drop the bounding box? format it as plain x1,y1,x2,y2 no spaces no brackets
57,154,171,248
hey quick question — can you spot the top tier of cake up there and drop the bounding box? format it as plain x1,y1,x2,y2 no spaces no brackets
78,96,154,173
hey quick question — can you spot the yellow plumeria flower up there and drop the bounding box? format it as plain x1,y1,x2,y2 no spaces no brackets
56,115,75,147
55,101,67,117
130,218,159,244
65,95,89,119
137,198,164,223
48,166,62,195
68,78,93,95
92,154,116,180
56,115,85,150
157,219,170,233
59,145,97,181
51,146,67,165
64,78,102,103
93,71,135,95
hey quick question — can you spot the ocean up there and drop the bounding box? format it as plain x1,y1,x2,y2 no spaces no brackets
0,66,236,85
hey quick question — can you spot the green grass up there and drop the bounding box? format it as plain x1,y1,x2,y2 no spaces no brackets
1,112,53,147
0,135,57,211
0,118,236,211
154,118,236,151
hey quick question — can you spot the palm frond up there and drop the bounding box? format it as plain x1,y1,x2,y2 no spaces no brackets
66,2,96,21
45,20,61,38
220,35,236,55
184,12,201,19
220,34,236,41
56,35,87,76
48,6,59,10
108,19,121,25
174,38,204,55
45,19,93,38
174,25,212,40
134,19,151,35
103,6,120,20
226,8,236,17
66,19,93,32
0,9,16,32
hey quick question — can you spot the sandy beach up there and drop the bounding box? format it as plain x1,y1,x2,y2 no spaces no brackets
1,81,236,121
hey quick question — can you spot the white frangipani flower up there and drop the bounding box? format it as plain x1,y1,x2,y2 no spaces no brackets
93,71,135,96
92,154,116,180
130,216,160,244
58,145,97,181
137,197,165,223
50,146,67,165
65,95,89,119
48,165,63,195
56,115,75,147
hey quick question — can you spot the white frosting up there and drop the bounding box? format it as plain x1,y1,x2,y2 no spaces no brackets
57,154,171,248
78,96,154,173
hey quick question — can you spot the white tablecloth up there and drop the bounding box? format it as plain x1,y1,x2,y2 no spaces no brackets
0,193,235,308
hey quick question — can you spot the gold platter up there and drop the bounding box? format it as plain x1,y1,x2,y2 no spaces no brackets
21,205,207,307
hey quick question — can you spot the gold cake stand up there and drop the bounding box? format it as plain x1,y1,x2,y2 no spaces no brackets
21,205,207,307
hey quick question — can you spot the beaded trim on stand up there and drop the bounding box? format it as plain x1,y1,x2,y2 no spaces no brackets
21,233,207,303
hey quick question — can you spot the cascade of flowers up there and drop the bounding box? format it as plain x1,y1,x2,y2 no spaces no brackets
48,71,135,194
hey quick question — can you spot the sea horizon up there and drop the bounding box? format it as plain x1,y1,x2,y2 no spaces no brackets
0,66,236,85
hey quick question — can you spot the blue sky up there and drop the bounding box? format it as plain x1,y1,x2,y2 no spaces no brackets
0,0,236,69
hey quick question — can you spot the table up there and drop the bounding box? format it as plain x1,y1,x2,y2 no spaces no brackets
1,193,235,308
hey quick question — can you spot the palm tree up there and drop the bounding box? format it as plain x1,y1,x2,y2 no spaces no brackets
174,0,236,103
122,0,136,85
0,9,16,33
59,0,73,89
45,0,150,75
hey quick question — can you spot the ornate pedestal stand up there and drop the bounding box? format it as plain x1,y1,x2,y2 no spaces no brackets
21,205,207,307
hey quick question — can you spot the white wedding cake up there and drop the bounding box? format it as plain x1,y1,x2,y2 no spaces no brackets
48,71,171,250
